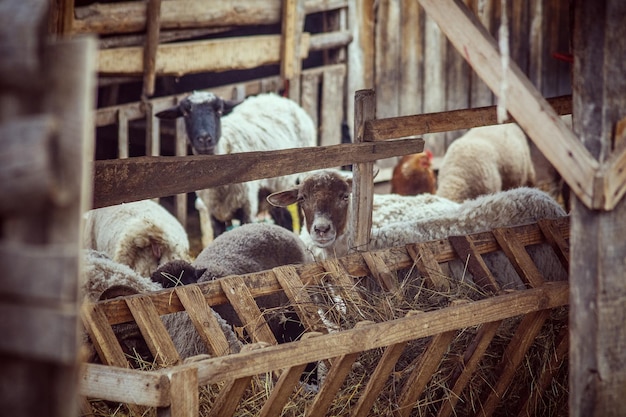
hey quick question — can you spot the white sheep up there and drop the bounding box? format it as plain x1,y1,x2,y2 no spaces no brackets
267,169,567,290
156,91,317,241
82,199,192,277
436,123,536,202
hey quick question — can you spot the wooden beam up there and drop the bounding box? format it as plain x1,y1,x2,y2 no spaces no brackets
142,0,161,98
417,0,599,209
73,0,348,35
92,138,425,208
365,95,572,140
98,33,311,76
569,0,626,415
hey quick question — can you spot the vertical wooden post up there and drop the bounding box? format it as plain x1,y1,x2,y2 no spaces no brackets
569,1,626,416
142,0,162,99
350,89,376,253
280,0,305,102
346,0,375,133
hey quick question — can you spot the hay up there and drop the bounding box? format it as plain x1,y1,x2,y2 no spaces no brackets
85,260,568,417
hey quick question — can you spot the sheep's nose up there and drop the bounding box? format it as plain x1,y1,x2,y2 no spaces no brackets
196,134,212,145
314,224,331,234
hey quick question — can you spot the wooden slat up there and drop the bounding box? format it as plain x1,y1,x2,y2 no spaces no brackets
448,235,500,293
219,276,278,345
406,242,450,291
351,89,378,255
479,309,551,417
125,295,181,367
437,320,502,417
396,330,457,417
142,0,161,98
364,95,572,141
351,311,420,417
273,266,327,333
319,64,346,146
160,367,199,417
361,251,397,291
80,363,170,407
300,71,321,129
80,303,129,367
205,343,267,417
175,286,232,357
259,332,320,417
145,101,160,157
117,108,129,158
537,218,570,269
417,0,599,208
492,227,545,288
93,138,425,209
280,0,305,102
305,321,374,417
516,325,569,417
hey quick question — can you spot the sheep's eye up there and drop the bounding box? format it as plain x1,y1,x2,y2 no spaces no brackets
299,193,308,201
341,193,350,201
181,102,192,116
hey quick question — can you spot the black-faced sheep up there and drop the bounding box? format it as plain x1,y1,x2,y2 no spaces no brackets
82,199,191,277
267,169,567,290
436,123,536,202
156,91,317,241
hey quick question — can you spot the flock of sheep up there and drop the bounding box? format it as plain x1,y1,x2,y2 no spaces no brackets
81,91,569,371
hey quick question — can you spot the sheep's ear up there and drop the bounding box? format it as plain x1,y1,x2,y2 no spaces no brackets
223,98,243,115
155,105,183,119
267,189,299,207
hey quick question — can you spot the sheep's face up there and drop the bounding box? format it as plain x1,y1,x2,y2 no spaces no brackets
155,92,240,155
268,170,352,249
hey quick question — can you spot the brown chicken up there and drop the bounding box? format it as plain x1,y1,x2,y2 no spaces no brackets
390,150,437,195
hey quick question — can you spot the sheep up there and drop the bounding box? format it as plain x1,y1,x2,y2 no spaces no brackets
390,150,437,195
193,222,312,344
82,199,192,277
267,169,567,290
150,259,207,288
156,91,317,241
436,123,536,202
267,169,460,260
81,249,241,363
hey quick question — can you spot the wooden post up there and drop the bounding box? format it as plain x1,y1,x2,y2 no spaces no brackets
569,1,626,415
280,0,305,102
350,89,376,253
0,4,97,412
142,0,162,99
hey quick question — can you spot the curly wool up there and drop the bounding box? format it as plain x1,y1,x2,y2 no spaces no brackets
82,199,191,277
436,123,536,202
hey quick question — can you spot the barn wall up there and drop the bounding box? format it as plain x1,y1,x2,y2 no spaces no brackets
362,0,572,159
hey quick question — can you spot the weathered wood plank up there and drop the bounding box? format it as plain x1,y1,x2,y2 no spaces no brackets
492,227,545,288
220,275,278,345
537,218,570,269
80,363,170,407
406,242,450,292
175,286,232,357
396,330,457,417
73,0,348,35
437,320,502,417
185,282,569,386
418,0,599,208
448,235,500,293
319,64,346,146
365,95,572,141
306,321,373,417
142,0,162,98
479,309,551,416
160,367,199,417
351,89,377,255
361,251,397,291
126,295,181,367
80,303,129,368
93,138,424,209
98,34,310,76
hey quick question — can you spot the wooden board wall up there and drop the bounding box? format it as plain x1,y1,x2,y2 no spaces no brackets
360,0,572,159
